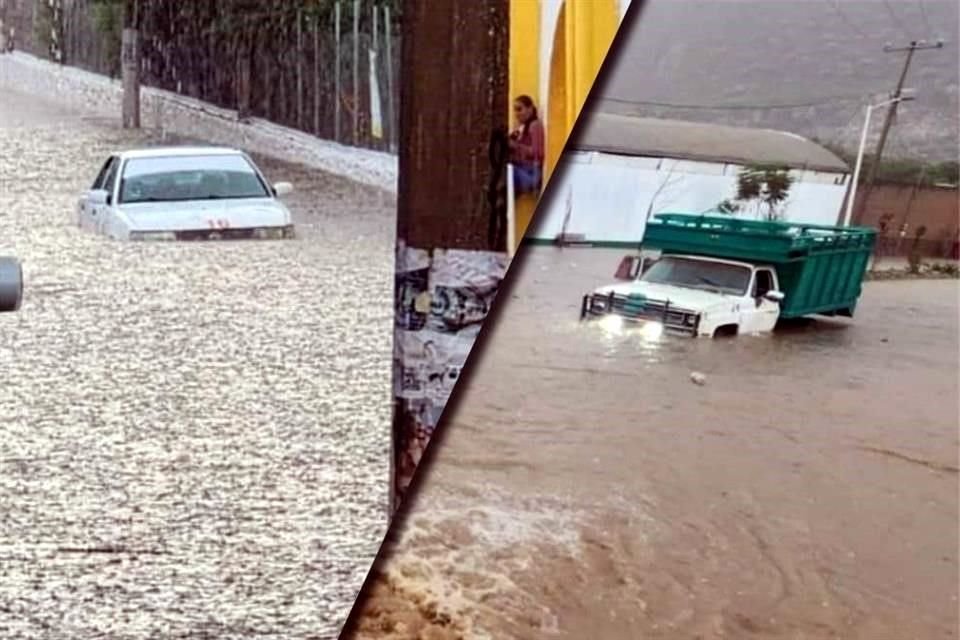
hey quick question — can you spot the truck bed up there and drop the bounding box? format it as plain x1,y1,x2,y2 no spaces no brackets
644,214,876,319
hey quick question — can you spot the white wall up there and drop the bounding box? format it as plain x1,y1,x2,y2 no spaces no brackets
532,151,850,244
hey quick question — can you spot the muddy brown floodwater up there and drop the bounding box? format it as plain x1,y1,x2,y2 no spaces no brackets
0,89,394,638
349,247,959,640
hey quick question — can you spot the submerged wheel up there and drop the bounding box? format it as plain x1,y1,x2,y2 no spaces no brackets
0,257,23,313
713,324,739,338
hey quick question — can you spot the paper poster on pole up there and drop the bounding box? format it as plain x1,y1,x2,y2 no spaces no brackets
369,49,384,140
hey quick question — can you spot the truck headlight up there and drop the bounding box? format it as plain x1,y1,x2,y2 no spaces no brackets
639,321,663,340
598,314,623,334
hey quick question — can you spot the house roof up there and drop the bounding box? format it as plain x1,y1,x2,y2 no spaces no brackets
570,113,850,174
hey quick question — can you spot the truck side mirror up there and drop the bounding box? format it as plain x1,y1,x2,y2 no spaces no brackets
764,290,785,304
0,257,23,312
614,255,641,280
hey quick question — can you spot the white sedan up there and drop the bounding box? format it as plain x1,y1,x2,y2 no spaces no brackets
76,146,296,241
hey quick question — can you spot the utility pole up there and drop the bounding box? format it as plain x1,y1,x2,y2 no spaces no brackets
121,0,140,129
854,39,944,224
390,0,509,514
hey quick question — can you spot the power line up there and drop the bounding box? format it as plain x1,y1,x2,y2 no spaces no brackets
883,0,916,40
917,0,934,37
823,0,871,40
599,93,876,112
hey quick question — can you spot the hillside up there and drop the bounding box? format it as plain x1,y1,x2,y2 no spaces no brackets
598,0,959,162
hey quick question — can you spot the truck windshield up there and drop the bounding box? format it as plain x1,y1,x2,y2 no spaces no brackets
640,256,752,296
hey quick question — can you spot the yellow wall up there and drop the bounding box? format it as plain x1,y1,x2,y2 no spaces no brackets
508,0,541,244
509,0,621,248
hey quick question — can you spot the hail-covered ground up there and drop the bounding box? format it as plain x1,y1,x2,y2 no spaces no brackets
0,88,395,638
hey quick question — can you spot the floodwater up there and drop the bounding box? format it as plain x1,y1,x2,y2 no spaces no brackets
349,247,960,640
0,89,394,638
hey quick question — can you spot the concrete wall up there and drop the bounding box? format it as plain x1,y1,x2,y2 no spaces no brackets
0,51,399,194
530,150,849,245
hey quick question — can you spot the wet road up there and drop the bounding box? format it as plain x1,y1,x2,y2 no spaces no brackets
351,247,959,640
0,89,394,638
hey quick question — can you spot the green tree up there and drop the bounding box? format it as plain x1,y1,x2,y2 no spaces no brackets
90,0,123,77
734,164,794,221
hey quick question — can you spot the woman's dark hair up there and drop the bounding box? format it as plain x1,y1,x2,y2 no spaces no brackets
514,95,538,137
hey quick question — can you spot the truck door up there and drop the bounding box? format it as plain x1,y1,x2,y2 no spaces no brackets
743,268,780,333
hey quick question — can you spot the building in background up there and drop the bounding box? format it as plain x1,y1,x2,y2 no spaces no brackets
507,0,631,251
528,112,852,247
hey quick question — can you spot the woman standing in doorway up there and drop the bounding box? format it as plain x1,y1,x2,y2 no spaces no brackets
509,95,545,195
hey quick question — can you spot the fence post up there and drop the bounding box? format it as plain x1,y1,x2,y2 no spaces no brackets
296,8,304,131
369,2,385,148
334,1,341,143
236,43,251,121
313,13,320,135
383,5,395,153
352,0,359,146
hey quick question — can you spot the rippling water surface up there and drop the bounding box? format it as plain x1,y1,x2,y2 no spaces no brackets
352,247,959,640
0,90,394,638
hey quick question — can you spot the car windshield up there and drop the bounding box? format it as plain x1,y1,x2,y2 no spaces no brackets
118,154,270,204
640,256,751,296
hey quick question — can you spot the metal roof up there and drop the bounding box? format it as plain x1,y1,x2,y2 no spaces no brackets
570,113,850,174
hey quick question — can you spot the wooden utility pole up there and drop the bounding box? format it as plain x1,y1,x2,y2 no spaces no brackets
390,0,509,513
121,0,140,129
854,39,944,223
395,0,508,248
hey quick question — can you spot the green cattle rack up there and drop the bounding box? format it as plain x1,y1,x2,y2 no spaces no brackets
644,214,877,319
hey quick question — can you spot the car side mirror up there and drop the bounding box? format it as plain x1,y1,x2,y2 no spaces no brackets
89,189,109,205
274,182,294,197
0,256,23,313
614,255,642,280
764,290,785,304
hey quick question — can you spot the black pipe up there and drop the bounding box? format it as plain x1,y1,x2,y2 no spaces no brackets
0,257,23,313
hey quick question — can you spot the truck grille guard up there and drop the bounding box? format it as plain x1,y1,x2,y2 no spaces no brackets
580,290,701,336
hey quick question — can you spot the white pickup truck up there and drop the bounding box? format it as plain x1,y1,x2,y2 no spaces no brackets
580,253,786,338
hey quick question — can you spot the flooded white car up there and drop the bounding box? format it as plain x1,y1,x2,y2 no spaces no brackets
76,146,296,241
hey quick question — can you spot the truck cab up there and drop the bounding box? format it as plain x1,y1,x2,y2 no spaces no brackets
583,253,786,337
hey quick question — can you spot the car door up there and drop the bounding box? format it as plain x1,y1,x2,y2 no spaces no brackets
742,268,780,334
79,156,116,232
95,157,122,236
